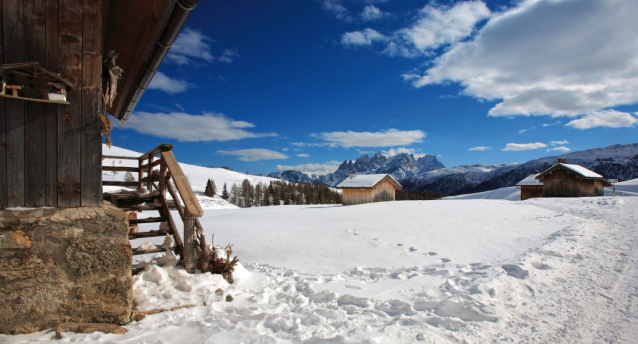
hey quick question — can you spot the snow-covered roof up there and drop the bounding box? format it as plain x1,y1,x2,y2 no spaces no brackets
336,174,401,189
516,173,543,186
538,163,604,180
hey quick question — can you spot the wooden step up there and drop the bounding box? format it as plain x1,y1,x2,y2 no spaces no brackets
129,230,167,239
129,217,165,224
132,246,166,255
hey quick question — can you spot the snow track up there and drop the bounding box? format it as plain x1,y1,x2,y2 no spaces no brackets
4,197,638,343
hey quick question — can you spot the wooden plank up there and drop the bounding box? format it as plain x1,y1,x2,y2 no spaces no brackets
44,0,59,207
80,0,104,206
102,155,138,160
161,150,204,217
164,179,184,253
0,0,7,208
23,0,47,207
101,166,138,173
102,181,138,187
4,0,25,207
0,94,70,104
57,0,83,207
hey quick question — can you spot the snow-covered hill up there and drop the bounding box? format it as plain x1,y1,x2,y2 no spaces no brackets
102,145,279,193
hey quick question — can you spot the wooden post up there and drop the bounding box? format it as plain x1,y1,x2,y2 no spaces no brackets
137,158,144,191
159,159,167,198
184,210,196,273
147,155,154,191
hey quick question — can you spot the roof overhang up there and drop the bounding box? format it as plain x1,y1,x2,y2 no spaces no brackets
104,0,199,124
337,175,403,190
536,163,609,185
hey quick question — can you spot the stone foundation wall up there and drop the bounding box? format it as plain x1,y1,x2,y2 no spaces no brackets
0,206,133,334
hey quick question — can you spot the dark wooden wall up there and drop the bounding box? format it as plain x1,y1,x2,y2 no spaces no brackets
521,185,543,200
542,169,604,198
0,0,105,208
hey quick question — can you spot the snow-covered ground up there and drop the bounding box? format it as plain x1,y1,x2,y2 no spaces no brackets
6,196,638,343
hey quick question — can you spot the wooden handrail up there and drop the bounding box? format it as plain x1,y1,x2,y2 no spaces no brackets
161,150,204,217
139,143,174,161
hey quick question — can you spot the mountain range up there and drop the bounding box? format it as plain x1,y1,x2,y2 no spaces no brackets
269,143,638,196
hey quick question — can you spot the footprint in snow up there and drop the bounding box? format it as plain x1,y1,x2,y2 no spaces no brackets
409,247,418,252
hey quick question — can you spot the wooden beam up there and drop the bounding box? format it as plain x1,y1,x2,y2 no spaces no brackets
102,180,138,187
80,0,104,206
57,0,83,207
161,150,203,217
101,166,138,173
102,155,139,160
44,0,59,207
0,0,7,208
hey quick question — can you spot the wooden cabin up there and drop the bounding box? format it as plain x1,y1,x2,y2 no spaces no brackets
336,172,402,205
0,0,204,334
516,173,543,200
536,161,610,198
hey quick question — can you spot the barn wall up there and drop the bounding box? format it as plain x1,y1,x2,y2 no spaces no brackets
341,179,398,205
541,168,604,197
0,0,105,209
372,179,396,202
521,185,543,200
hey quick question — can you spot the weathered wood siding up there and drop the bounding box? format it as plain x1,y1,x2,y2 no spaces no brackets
541,168,604,197
342,179,397,205
521,185,543,200
0,0,105,208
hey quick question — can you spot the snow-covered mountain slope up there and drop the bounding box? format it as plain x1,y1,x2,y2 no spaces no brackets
102,145,279,193
274,152,445,187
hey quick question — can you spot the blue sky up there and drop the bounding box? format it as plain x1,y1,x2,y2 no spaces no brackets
111,0,638,176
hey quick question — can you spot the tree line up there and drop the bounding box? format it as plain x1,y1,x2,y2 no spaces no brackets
204,178,342,207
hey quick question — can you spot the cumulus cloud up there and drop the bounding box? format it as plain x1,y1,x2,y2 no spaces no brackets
148,72,191,94
321,0,353,22
218,149,289,162
125,112,277,142
407,0,638,119
277,161,340,176
382,147,426,158
296,153,310,158
502,142,547,151
550,140,569,146
469,146,491,151
387,1,490,57
166,28,214,65
361,5,384,21
312,129,426,148
565,110,638,130
342,28,386,46
547,146,571,153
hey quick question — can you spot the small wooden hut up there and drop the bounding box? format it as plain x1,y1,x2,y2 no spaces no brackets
516,173,543,200
336,172,402,205
536,160,610,197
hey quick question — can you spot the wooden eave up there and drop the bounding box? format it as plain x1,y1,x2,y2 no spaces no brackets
104,0,199,123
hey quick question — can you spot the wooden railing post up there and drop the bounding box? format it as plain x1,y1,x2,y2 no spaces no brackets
183,210,196,273
137,158,144,191
147,155,154,191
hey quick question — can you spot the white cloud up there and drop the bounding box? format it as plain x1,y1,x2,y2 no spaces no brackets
312,129,426,148
217,49,240,64
296,153,310,158
387,1,490,57
342,28,386,46
148,71,191,94
518,126,535,134
125,112,277,142
565,110,638,130
469,146,491,151
547,146,571,153
542,121,561,128
321,0,353,22
166,28,214,65
277,161,340,176
382,147,426,158
218,149,289,162
361,5,384,21
291,142,337,148
550,140,569,146
502,142,547,151
408,0,638,119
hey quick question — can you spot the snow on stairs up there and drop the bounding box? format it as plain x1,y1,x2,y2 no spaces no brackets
102,144,206,273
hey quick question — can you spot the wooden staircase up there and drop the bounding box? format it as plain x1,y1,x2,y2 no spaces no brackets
102,144,206,273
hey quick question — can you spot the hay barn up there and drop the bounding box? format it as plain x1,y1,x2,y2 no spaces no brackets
336,173,402,206
536,161,610,198
516,173,543,200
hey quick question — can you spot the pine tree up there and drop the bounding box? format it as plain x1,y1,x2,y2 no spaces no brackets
221,183,229,200
205,179,216,197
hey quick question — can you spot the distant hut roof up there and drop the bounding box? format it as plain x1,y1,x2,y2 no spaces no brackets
336,174,402,190
516,173,543,186
536,163,610,184
105,0,199,124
